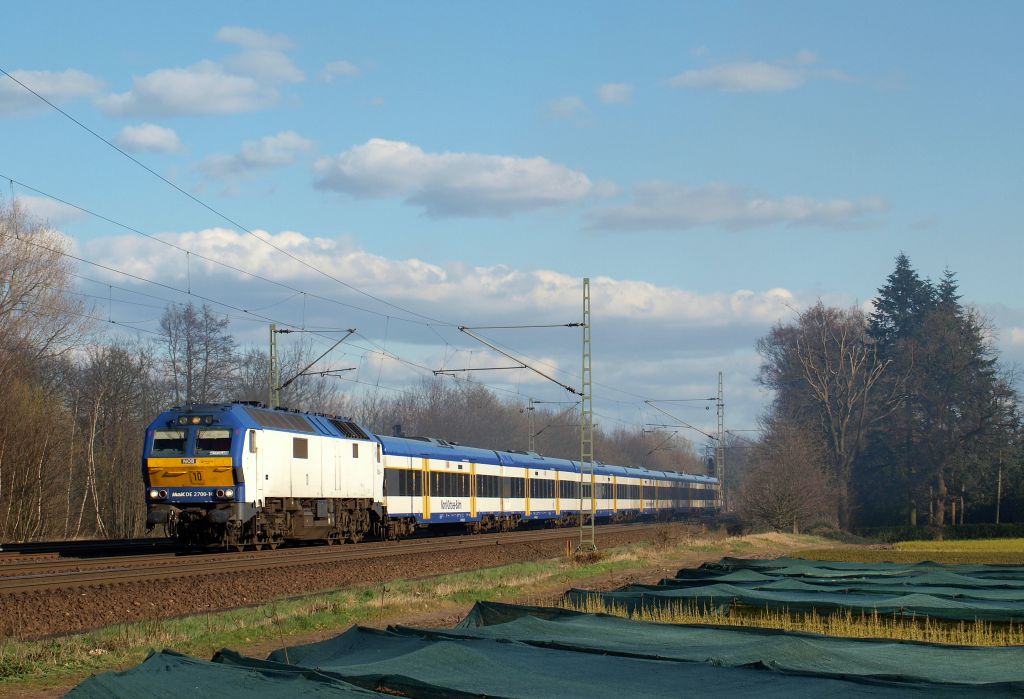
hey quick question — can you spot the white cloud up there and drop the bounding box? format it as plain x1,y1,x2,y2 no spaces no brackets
0,69,104,115
88,227,809,329
114,123,183,153
225,49,304,83
198,131,314,179
322,61,360,81
667,51,844,93
597,83,633,104
547,95,586,119
98,60,279,116
313,138,592,217
668,61,804,92
97,27,302,117
16,195,84,226
215,26,293,51
588,182,886,232
791,49,818,66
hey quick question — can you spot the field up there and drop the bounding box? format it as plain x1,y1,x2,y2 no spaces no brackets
0,528,814,695
798,537,1024,565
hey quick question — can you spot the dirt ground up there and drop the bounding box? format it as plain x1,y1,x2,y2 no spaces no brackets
5,530,812,698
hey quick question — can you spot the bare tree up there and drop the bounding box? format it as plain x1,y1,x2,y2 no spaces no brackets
158,302,236,404
738,420,836,533
0,200,91,379
758,303,901,527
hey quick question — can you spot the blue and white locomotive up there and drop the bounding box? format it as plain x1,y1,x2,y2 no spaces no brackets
143,402,720,549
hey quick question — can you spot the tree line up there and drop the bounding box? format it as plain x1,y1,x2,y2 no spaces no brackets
737,253,1021,532
0,201,703,541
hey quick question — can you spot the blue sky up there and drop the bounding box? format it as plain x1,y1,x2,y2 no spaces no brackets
2,2,1022,446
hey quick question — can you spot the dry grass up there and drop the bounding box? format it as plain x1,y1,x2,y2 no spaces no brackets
799,538,1024,565
559,596,1024,646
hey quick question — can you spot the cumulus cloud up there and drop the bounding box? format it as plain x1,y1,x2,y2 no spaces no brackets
588,182,886,232
313,138,593,217
667,51,843,92
198,131,315,179
87,227,807,330
322,60,360,81
114,123,183,153
0,69,104,115
215,26,293,51
97,27,302,116
597,83,633,104
17,195,84,226
547,95,587,119
98,60,279,116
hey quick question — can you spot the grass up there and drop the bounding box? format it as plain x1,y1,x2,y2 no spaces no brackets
560,597,1024,646
0,528,814,691
798,537,1024,565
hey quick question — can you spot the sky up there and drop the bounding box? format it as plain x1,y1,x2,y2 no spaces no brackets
1,1,1022,450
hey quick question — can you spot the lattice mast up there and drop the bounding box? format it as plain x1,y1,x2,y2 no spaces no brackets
527,398,536,453
716,370,726,511
577,277,597,553
269,323,281,409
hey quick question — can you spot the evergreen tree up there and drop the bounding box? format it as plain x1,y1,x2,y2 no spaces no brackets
868,252,935,351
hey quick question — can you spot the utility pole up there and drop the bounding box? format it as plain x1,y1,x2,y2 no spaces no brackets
268,323,280,408
578,277,596,554
996,452,1003,525
716,371,726,511
527,398,536,452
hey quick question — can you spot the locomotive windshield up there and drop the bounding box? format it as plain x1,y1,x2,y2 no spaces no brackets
196,428,232,456
152,429,186,456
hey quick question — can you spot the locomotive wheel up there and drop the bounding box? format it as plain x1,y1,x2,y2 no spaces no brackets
252,542,263,551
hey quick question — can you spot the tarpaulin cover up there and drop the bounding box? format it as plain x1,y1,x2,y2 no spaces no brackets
243,623,1018,698
567,556,1024,621
64,649,378,698
451,601,1024,686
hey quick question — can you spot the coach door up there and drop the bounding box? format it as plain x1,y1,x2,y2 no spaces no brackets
498,451,516,514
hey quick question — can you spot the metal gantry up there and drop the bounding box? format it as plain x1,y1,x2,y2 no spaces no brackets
716,370,726,511
577,277,597,553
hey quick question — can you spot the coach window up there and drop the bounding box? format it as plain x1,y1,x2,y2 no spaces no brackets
352,443,359,459
153,429,186,456
196,429,232,456
293,437,308,459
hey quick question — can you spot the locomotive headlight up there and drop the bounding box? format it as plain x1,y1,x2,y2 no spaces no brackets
149,489,159,499
224,489,234,498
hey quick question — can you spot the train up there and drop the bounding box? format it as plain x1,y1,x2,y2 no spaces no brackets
143,402,721,549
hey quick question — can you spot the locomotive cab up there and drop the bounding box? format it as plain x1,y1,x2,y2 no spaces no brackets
144,403,384,550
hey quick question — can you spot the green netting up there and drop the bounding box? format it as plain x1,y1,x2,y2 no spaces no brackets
569,556,1024,622
451,601,1024,686
65,557,1024,697
239,624,1015,698
64,649,378,698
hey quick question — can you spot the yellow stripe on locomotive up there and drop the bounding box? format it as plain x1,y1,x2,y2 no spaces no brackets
147,456,236,487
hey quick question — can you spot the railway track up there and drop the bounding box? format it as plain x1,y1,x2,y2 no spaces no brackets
0,537,176,559
0,523,657,595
